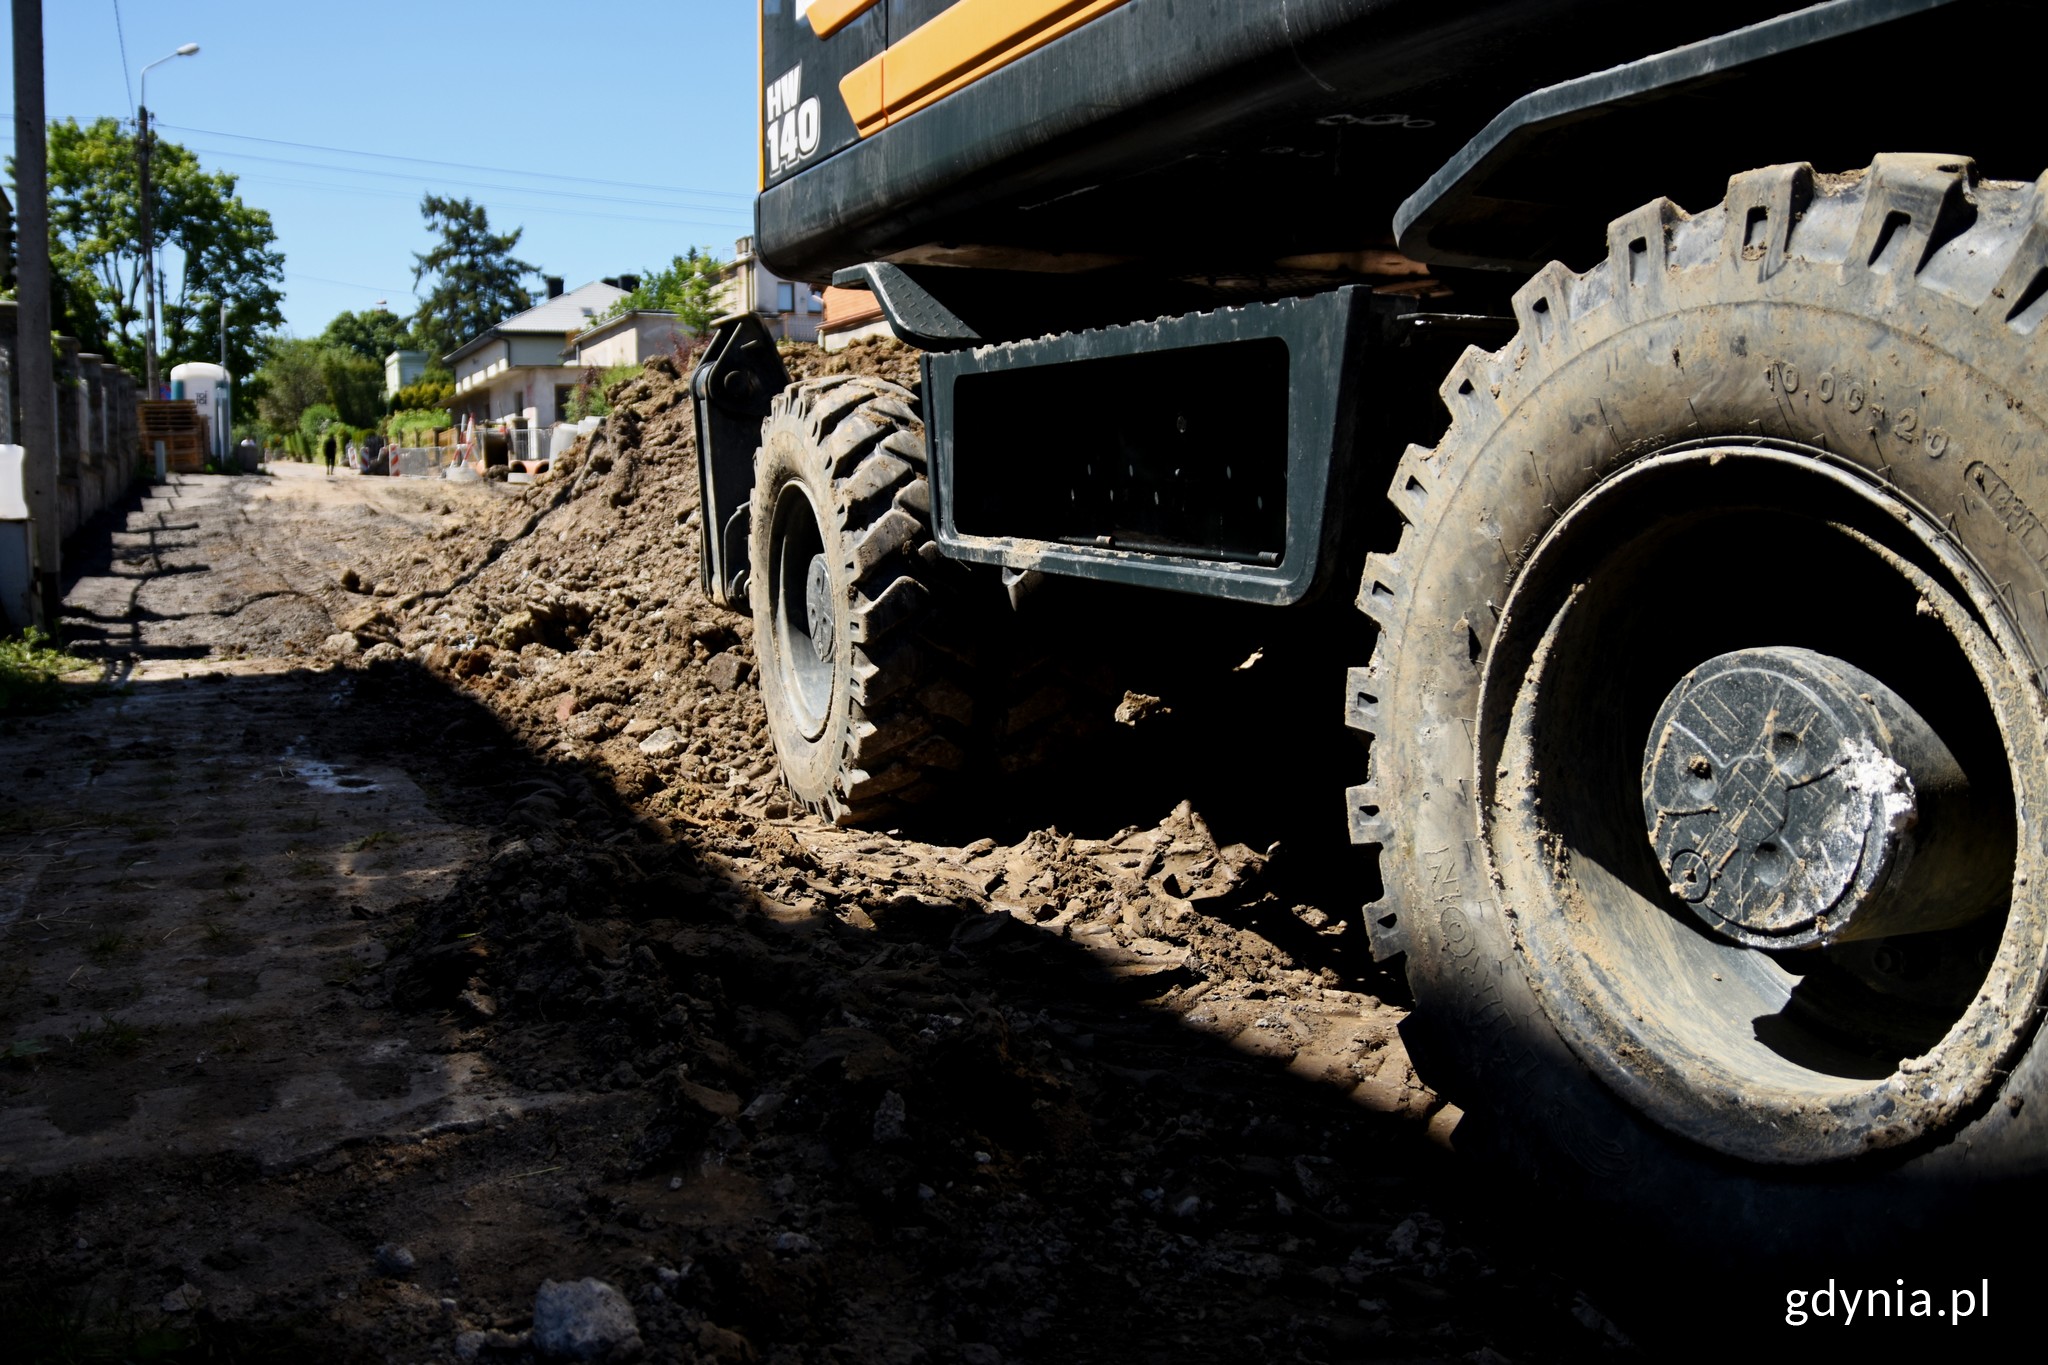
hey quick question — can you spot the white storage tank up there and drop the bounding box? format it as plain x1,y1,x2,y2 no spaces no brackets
169,362,233,464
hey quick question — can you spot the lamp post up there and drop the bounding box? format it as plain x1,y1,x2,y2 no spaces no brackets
137,41,199,399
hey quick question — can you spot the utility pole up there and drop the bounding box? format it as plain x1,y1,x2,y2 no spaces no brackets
12,0,59,629
138,100,155,397
137,43,198,401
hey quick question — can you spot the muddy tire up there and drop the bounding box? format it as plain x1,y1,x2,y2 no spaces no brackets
1351,156,2048,1253
751,376,976,824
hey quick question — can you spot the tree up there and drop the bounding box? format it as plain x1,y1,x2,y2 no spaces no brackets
391,373,455,413
297,402,340,452
252,337,327,436
411,195,536,362
320,308,415,363
25,117,285,379
318,348,385,428
610,247,726,338
250,335,386,438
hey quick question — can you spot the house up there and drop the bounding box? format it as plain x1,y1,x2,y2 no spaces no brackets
717,236,822,343
565,309,687,370
384,349,428,400
446,277,630,426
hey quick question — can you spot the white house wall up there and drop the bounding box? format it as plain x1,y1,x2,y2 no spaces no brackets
571,314,686,369
508,334,571,367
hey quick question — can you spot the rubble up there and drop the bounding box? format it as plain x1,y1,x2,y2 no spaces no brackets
0,339,1640,1363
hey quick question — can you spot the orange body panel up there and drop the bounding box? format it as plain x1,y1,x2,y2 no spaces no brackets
840,0,1136,138
804,0,883,40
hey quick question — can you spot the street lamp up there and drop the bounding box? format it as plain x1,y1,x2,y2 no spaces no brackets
137,42,200,398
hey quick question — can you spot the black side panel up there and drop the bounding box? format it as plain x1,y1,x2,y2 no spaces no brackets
692,314,791,608
952,339,1291,563
925,291,1376,607
761,1,885,187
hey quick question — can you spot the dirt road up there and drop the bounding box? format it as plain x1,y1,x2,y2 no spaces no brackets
2,386,1639,1361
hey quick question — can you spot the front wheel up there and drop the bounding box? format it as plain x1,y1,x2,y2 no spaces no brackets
750,376,975,824
1352,155,2048,1254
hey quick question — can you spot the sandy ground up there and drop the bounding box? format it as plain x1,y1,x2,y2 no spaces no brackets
2,379,1648,1362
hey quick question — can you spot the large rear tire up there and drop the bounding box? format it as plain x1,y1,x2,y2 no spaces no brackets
1351,155,2048,1254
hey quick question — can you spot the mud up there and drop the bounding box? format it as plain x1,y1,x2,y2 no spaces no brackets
2,343,1638,1362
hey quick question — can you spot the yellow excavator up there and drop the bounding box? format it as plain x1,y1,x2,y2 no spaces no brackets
695,0,2046,1261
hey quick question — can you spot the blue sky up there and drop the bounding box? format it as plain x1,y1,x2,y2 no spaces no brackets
3,1,761,338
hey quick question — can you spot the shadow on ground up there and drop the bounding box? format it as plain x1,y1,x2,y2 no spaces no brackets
0,646,1677,1364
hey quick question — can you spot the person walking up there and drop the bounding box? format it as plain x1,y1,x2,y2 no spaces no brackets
322,430,338,475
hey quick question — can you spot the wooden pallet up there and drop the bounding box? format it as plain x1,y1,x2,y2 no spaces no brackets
138,401,208,472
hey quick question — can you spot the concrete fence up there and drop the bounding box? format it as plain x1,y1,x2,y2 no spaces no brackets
1,300,145,632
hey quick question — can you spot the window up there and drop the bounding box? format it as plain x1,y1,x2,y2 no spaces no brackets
555,385,574,420
775,282,796,313
806,288,824,314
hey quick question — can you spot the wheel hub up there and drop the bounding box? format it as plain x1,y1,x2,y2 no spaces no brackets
805,553,835,663
1642,646,1983,948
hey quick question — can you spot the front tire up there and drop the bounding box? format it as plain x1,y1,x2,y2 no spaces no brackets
750,377,974,824
1352,155,2048,1252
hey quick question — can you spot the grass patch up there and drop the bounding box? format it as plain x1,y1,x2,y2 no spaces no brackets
0,629,97,713
85,932,134,964
323,956,374,988
0,804,89,836
195,918,250,954
279,814,321,834
71,1015,147,1058
286,857,325,880
0,1282,305,1363
341,831,391,853
220,862,251,886
208,1014,252,1054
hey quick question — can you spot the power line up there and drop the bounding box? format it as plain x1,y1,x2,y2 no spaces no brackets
0,117,747,221
183,144,749,217
111,2,134,110
232,171,747,234
284,271,419,296
154,121,753,202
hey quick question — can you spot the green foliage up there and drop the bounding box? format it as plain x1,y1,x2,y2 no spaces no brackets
0,628,95,714
298,403,341,451
28,117,285,378
387,408,451,440
252,337,327,437
71,1015,147,1058
563,363,640,422
320,308,414,363
318,348,384,427
606,247,726,337
412,195,536,360
251,338,382,440
391,375,455,413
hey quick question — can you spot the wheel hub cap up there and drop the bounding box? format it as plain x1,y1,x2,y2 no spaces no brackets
804,553,835,663
1642,647,1969,948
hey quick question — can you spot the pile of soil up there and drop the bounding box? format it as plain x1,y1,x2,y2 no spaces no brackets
301,340,1638,1360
